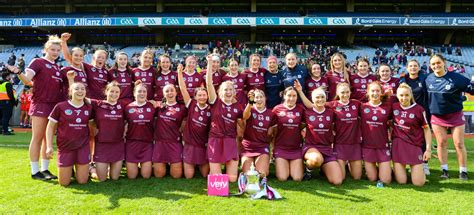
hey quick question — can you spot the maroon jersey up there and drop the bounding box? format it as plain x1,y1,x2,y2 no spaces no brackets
304,107,335,146
91,100,125,143
108,68,134,101
183,100,212,146
243,68,266,92
380,77,400,104
154,103,186,142
26,58,66,103
325,70,348,101
222,73,247,104
48,101,92,151
124,102,155,141
360,102,392,149
154,70,178,101
242,107,278,149
392,103,428,147
272,104,304,150
305,76,328,99
132,67,156,100
202,69,225,90
328,100,362,145
209,99,243,138
83,63,108,100
350,73,376,101
61,65,88,86
181,71,204,98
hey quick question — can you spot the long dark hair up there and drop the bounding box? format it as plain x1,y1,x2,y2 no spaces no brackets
112,52,132,78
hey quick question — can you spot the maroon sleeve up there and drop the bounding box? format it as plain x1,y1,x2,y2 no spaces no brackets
48,103,62,122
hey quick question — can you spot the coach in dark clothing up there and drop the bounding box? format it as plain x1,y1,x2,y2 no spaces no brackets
0,72,17,135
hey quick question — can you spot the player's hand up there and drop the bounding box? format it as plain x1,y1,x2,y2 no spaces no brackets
294,79,302,92
67,70,76,80
423,150,431,161
46,147,54,159
247,89,255,102
6,65,20,74
61,32,71,42
177,64,183,73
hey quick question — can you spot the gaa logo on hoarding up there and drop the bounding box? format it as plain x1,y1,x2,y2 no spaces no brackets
189,18,203,25
212,18,228,25
120,18,135,25
236,18,250,25
101,18,112,26
308,18,323,25
260,18,275,25
284,18,298,24
165,18,181,25
333,18,347,25
143,18,157,25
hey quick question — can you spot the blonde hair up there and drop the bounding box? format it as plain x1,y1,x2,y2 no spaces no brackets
366,81,388,103
285,52,297,60
44,35,62,50
334,82,351,101
311,87,327,103
140,49,154,66
330,53,349,82
104,81,121,95
71,47,85,55
217,81,237,103
92,49,108,67
396,83,416,104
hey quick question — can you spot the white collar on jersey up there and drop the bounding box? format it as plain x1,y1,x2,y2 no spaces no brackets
400,103,416,110
133,101,147,107
184,70,196,76
357,72,370,78
380,77,392,83
41,57,56,64
161,70,171,75
283,103,296,110
313,107,326,114
138,66,151,71
68,100,84,108
255,106,267,113
71,65,82,71
311,76,322,82
249,68,259,73
368,101,382,107
338,100,350,106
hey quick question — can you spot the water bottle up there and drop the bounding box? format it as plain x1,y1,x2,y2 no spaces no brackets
376,180,384,188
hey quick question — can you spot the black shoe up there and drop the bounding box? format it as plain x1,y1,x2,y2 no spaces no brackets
440,169,449,179
459,172,469,181
41,170,58,180
31,172,47,180
303,171,312,181
2,131,14,135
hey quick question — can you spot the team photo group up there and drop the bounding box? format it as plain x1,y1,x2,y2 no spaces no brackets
6,32,472,188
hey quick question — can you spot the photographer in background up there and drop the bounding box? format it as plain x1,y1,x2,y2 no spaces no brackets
0,71,18,135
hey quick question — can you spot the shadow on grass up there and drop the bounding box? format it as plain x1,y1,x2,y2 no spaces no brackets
45,173,208,210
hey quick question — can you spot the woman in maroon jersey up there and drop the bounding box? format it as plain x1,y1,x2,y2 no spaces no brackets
202,54,225,90
153,84,186,179
222,58,247,104
154,55,178,102
182,56,205,98
124,82,155,179
272,87,305,181
305,63,328,99
325,53,350,101
294,81,343,184
177,64,211,179
329,83,363,180
61,33,109,100
45,82,92,186
206,55,243,183
89,81,126,181
360,82,393,184
8,35,65,180
377,63,399,104
350,58,376,102
60,47,88,92
243,54,267,92
108,52,134,105
392,83,432,186
241,89,277,177
132,49,155,101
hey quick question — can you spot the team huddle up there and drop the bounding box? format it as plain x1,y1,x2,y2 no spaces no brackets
7,33,472,187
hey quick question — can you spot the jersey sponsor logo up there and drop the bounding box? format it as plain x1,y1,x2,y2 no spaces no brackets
381,109,386,114
138,114,144,119
65,109,72,115
394,110,399,115
258,122,263,127
226,113,232,118
361,85,366,89
319,123,324,128
255,78,260,82
111,110,116,114
372,116,378,121
346,113,351,118
399,119,405,124
309,116,316,121
76,118,82,123
288,119,294,123
409,113,415,119
129,108,135,113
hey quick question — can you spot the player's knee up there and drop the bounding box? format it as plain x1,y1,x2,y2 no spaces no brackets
412,179,425,187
